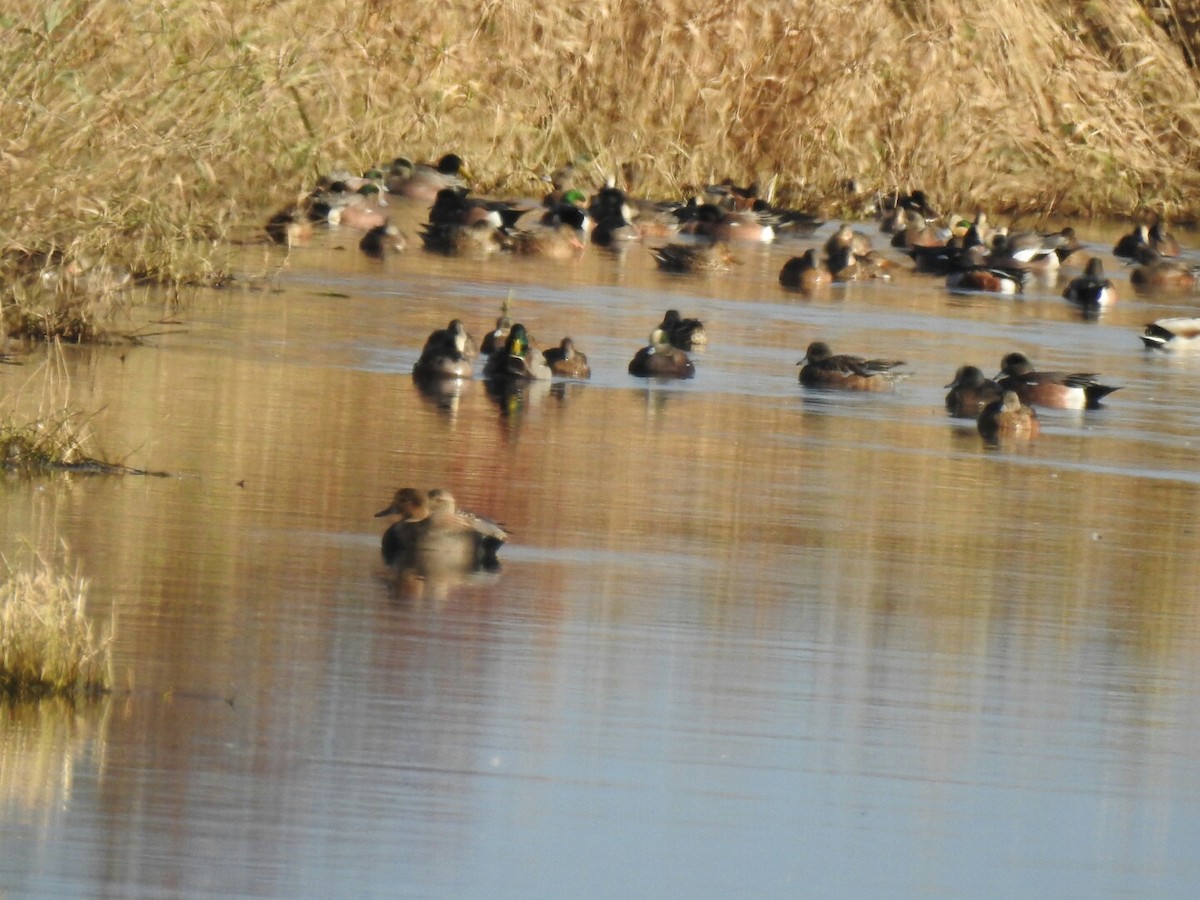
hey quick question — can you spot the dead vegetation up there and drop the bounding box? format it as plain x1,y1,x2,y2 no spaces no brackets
2,1,1200,339
0,554,112,700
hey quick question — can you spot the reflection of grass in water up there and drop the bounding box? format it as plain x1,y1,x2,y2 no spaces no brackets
0,694,111,822
1,555,113,699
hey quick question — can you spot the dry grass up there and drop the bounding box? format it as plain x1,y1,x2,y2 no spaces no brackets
2,0,1200,336
0,554,112,699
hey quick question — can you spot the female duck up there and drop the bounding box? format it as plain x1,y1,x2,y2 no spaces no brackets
798,341,906,391
413,319,476,380
977,391,1040,442
542,337,591,379
945,365,1002,418
628,328,696,378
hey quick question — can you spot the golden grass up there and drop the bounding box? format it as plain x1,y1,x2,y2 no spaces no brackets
2,0,1200,334
0,554,112,699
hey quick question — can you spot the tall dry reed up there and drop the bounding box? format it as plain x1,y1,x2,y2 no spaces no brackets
0,554,112,699
2,0,1199,303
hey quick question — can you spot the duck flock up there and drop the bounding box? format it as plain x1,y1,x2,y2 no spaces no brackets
266,154,1200,579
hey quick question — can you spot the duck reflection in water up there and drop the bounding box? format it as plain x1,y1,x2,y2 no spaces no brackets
375,488,508,588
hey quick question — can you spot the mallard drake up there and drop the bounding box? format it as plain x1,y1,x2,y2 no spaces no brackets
542,337,591,379
483,323,551,380
945,365,1003,419
995,351,1119,409
797,341,906,391
628,328,696,378
977,391,1040,442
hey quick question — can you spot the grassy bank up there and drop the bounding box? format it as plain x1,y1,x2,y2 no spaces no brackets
1,555,111,699
2,0,1199,296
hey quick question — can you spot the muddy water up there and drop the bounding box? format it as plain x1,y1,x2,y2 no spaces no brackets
3,210,1200,898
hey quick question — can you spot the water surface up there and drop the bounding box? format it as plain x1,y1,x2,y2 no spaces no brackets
3,211,1200,898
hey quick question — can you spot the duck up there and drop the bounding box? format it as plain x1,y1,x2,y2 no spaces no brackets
1149,216,1181,257
506,225,586,259
418,220,506,256
427,186,510,229
588,181,641,245
1113,222,1151,259
375,487,430,569
945,245,1026,294
995,351,1120,409
413,319,477,380
797,341,906,391
876,190,938,233
328,184,391,231
483,323,551,380
542,337,591,379
658,309,707,350
1141,317,1200,350
375,487,507,575
385,154,467,202
779,248,832,291
1062,257,1117,311
480,295,514,356
945,365,1003,419
264,205,313,247
628,328,696,378
1129,251,1198,294
359,223,406,259
649,242,735,273
677,202,774,243
977,391,1040,442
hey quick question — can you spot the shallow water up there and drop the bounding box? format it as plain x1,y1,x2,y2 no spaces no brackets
4,209,1200,898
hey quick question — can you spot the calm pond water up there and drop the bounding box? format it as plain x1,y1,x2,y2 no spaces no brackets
3,204,1200,898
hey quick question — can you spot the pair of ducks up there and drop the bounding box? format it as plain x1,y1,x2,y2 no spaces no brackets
628,310,706,378
946,353,1122,441
375,488,508,576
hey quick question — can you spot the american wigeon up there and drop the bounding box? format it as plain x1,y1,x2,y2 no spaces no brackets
986,232,1060,277
1141,317,1200,350
375,487,507,574
482,323,551,380
1062,257,1116,312
945,245,1025,293
677,202,774,243
386,154,467,201
977,391,1040,442
413,319,477,380
628,328,696,378
542,337,591,379
779,248,832,291
650,242,735,273
797,341,906,391
658,309,707,350
359,223,406,259
329,185,391,231
945,365,1002,419
826,222,875,258
995,351,1119,409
